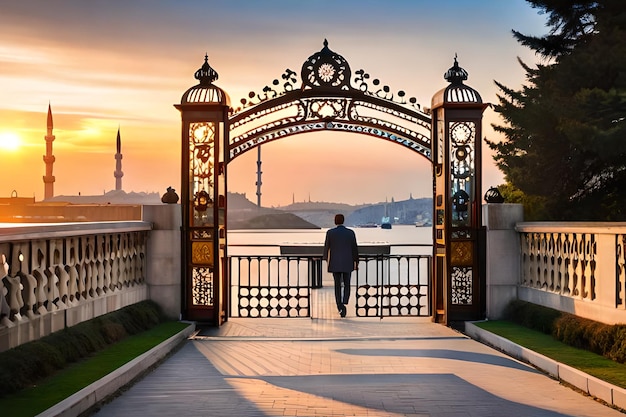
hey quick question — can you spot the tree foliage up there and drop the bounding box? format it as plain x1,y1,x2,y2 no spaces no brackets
488,0,626,220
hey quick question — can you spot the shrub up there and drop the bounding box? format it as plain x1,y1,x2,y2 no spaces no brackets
0,300,165,398
507,300,626,365
504,299,561,334
608,326,626,363
554,314,588,348
99,319,127,344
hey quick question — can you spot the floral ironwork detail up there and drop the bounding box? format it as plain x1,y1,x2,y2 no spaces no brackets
230,40,424,115
192,266,213,306
451,266,473,305
301,39,351,90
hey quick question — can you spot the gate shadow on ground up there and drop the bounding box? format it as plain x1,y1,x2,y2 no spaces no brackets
244,374,576,417
92,342,602,417
335,348,537,373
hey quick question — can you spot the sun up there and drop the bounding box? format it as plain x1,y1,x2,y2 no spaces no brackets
0,132,21,151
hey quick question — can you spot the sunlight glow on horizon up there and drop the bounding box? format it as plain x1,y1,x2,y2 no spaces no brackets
0,132,21,151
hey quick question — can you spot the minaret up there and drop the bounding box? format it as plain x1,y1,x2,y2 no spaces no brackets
43,103,56,200
114,127,123,191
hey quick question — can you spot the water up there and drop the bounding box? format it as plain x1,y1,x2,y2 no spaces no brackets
228,224,432,255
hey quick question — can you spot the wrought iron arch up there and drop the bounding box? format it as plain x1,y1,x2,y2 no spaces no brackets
176,39,487,327
227,40,433,163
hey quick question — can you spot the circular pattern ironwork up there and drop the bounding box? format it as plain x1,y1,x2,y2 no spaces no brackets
301,39,351,90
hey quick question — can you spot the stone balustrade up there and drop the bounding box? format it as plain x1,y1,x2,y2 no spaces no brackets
515,222,626,324
0,221,152,352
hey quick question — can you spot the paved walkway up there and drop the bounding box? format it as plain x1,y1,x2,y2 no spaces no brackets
90,281,624,417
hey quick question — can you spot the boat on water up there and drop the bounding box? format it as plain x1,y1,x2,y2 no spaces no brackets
380,216,392,229
356,222,378,228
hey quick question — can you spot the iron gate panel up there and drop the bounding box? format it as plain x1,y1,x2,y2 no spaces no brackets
355,255,431,318
230,255,311,318
230,253,431,319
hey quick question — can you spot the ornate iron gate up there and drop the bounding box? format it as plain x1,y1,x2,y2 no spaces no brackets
229,253,431,319
229,255,312,318
177,39,487,325
355,254,431,318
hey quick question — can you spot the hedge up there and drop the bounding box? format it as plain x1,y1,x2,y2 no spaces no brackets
504,300,626,363
0,300,165,398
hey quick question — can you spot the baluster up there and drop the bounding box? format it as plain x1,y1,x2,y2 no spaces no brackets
525,233,532,286
0,254,18,326
572,234,580,297
85,262,100,298
111,257,120,290
19,271,36,319
555,233,563,293
61,266,75,306
56,264,69,308
102,235,112,292
87,236,100,297
537,233,546,289
31,269,48,314
44,266,60,311
548,233,557,292
619,235,626,308
79,264,88,300
520,233,529,286
563,234,571,295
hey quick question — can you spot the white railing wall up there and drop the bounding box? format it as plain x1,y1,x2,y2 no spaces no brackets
0,221,152,352
483,203,626,325
516,222,626,325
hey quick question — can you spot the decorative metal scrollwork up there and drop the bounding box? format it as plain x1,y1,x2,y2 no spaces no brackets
301,39,351,90
192,266,213,306
230,40,425,115
308,98,348,119
451,266,473,305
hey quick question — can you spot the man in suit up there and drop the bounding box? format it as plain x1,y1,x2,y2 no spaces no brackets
323,214,359,317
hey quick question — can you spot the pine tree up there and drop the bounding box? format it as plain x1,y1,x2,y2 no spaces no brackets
488,0,626,220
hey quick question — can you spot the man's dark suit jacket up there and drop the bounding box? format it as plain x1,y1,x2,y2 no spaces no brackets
323,225,359,273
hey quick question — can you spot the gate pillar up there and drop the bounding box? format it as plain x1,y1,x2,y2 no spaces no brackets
175,56,230,325
431,57,488,324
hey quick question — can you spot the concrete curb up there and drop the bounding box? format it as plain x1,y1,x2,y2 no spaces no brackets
465,321,626,411
36,323,196,417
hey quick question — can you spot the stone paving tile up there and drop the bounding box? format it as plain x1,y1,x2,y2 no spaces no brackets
91,329,626,416
90,284,625,416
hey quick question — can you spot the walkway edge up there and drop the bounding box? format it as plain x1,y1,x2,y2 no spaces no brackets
465,321,626,411
36,323,196,417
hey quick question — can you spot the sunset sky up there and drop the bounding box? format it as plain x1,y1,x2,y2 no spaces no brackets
0,1,547,207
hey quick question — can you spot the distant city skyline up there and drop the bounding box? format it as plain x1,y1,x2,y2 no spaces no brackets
0,1,548,207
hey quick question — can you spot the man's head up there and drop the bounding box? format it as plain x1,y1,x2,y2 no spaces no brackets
334,214,345,225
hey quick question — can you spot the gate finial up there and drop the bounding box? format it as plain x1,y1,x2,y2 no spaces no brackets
195,54,219,85
301,39,352,90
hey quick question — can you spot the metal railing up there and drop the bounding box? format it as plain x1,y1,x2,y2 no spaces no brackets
228,248,431,319
355,254,431,318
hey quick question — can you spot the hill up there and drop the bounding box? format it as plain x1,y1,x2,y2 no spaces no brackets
273,197,432,228
227,192,319,229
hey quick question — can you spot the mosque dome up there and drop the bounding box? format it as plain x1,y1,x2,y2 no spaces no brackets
431,56,482,108
180,55,230,106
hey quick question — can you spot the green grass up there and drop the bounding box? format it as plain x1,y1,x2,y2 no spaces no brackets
0,321,189,417
476,320,626,389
